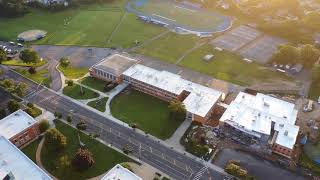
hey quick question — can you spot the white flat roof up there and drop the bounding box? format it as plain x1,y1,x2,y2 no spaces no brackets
123,64,223,117
0,109,38,139
0,136,52,180
101,164,142,180
220,92,299,149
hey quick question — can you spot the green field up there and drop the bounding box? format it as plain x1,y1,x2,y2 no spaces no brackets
178,45,293,86
107,13,166,48
21,139,41,163
131,0,225,30
16,69,51,87
58,65,88,79
135,32,199,63
2,59,47,67
0,0,167,48
41,120,133,180
63,84,99,100
111,90,182,140
87,97,109,112
80,76,106,92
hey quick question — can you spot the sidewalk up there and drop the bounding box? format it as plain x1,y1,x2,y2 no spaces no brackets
165,119,192,151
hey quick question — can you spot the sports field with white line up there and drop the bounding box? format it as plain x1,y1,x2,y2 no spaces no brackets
128,0,232,32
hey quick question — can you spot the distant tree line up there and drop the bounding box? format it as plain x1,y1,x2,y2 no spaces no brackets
0,0,29,18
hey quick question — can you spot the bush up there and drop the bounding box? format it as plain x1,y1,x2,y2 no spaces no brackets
76,121,87,130
20,49,40,64
45,128,67,151
25,106,42,118
73,148,95,171
67,114,72,123
121,163,133,172
168,100,186,122
104,82,116,92
39,119,50,133
7,100,20,113
0,108,6,119
54,111,62,119
28,67,37,74
60,57,70,68
27,102,34,108
67,80,73,86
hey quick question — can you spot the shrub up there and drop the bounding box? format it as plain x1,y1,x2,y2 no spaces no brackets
76,121,87,130
73,148,95,171
67,80,73,86
39,119,50,133
168,100,186,122
7,100,20,113
28,67,37,74
121,163,133,172
20,49,40,64
25,106,42,118
67,114,72,123
60,57,70,68
45,128,67,151
0,108,6,119
54,111,62,119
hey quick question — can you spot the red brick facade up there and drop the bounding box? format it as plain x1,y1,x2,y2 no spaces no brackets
10,123,40,148
272,143,295,158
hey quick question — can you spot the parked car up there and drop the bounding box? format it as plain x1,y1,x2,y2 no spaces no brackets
17,43,23,48
303,100,314,112
9,41,15,46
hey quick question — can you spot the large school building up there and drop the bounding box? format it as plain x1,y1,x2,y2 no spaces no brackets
219,92,300,158
90,54,224,124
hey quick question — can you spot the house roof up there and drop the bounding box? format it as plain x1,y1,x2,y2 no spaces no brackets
0,136,52,180
0,109,38,139
123,64,223,117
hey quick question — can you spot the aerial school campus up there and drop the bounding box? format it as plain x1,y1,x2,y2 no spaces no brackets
0,0,320,180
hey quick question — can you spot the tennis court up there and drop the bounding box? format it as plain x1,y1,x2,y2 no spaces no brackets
127,0,232,34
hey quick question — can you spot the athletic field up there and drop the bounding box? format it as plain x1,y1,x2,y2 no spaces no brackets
127,0,232,33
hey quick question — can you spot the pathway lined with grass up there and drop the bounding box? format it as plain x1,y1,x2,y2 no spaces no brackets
58,65,88,79
63,84,99,100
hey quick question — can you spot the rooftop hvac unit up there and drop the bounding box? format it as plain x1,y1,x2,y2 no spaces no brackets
284,130,288,136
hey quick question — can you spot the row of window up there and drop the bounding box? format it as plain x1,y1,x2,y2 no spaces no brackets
96,69,116,81
131,80,177,99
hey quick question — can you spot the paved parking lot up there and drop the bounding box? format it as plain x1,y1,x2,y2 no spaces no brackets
32,45,115,68
0,41,24,58
210,25,262,52
238,35,287,64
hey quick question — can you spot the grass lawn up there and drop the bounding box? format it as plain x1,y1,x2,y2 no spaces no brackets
21,139,41,163
41,120,133,180
111,90,182,140
179,44,293,86
87,97,109,112
108,13,166,49
0,1,127,46
80,76,106,92
58,65,88,79
63,84,99,100
16,68,51,87
135,32,199,63
300,152,320,176
2,59,47,67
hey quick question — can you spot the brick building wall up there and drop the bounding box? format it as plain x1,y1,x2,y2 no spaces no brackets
10,123,40,148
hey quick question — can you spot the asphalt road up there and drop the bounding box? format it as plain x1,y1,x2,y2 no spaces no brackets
1,66,230,180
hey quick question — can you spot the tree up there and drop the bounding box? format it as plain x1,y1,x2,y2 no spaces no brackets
13,82,27,97
60,57,70,68
0,48,6,63
76,121,87,130
45,128,67,150
67,114,72,123
168,100,186,121
54,111,62,119
0,108,6,119
20,49,40,64
28,66,37,74
72,148,95,170
0,0,29,18
39,119,50,133
300,44,320,68
272,45,300,64
7,100,20,113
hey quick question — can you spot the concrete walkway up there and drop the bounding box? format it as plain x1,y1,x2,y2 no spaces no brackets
165,119,192,150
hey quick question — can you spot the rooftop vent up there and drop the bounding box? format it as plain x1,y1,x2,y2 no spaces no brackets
280,124,284,127
284,130,288,136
